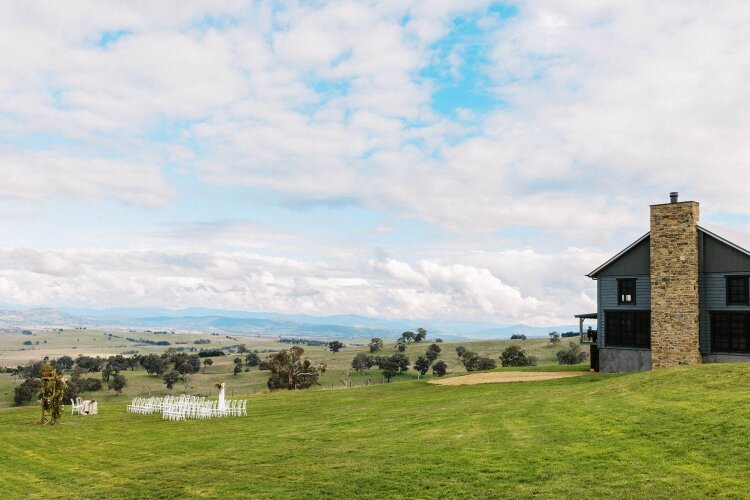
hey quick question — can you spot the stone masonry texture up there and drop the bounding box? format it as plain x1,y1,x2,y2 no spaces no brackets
650,201,702,368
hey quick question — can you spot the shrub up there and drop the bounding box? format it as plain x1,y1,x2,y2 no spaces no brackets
258,361,271,371
500,346,537,367
556,342,588,365
456,346,467,358
22,340,32,346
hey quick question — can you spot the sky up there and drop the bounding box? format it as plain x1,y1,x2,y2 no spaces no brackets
1,1,750,325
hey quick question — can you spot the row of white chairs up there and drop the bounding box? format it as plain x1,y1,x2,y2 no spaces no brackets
127,396,166,415
162,399,247,421
127,394,247,420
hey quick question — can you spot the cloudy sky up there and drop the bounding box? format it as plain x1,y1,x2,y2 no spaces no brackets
1,1,749,325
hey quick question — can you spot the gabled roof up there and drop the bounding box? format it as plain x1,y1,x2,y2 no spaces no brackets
698,223,750,258
587,232,650,278
587,224,750,279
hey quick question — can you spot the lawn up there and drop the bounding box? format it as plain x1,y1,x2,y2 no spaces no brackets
2,363,750,498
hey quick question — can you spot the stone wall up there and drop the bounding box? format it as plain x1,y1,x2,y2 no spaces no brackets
650,201,702,368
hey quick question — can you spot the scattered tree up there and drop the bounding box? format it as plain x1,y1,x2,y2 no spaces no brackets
413,356,432,376
414,328,428,342
510,334,527,340
13,378,41,406
432,360,448,377
435,338,444,343
351,353,374,373
328,341,345,354
375,354,410,383
401,331,416,343
53,356,74,371
549,332,561,346
108,373,127,396
462,351,497,372
266,346,327,390
245,352,261,367
163,371,179,391
368,338,383,352
425,343,442,362
500,346,537,367
140,354,166,376
395,339,407,352
456,346,467,358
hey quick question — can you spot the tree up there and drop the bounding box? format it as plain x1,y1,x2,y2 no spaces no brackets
395,338,407,352
203,358,213,373
173,354,200,378
368,338,383,353
432,360,448,377
237,344,248,353
351,353,374,373
556,342,588,365
328,341,345,354
266,346,327,391
245,352,261,367
414,328,428,342
456,346,467,358
435,338,444,343
463,352,497,372
390,353,410,372
425,343,442,363
163,371,179,390
510,334,527,340
500,346,537,367
108,373,127,396
413,356,432,376
54,355,74,371
549,332,561,346
401,331,416,343
140,354,166,376
233,357,243,376
375,354,410,383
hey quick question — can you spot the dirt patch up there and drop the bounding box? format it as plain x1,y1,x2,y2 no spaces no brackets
428,371,589,386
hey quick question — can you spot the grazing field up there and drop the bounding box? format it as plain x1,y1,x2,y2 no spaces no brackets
0,330,573,409
3,363,750,498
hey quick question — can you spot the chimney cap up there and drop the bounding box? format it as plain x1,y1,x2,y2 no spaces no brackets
670,192,679,203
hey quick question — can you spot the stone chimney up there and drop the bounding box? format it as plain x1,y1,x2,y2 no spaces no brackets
650,192,701,368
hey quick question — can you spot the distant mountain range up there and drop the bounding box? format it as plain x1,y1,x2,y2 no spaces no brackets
0,306,579,340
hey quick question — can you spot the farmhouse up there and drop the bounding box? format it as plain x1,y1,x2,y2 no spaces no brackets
577,192,750,373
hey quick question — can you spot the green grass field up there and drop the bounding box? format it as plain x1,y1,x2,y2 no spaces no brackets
3,363,750,498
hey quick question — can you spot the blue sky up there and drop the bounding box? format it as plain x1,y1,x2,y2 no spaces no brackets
1,1,749,325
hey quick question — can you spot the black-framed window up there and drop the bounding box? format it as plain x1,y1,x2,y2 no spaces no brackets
605,310,650,348
726,276,749,306
618,279,636,305
712,312,750,352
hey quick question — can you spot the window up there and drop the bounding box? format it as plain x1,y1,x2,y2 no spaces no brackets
712,312,750,352
726,276,749,306
605,310,650,348
618,279,636,305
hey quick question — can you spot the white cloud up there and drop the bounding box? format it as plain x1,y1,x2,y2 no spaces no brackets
1,1,749,324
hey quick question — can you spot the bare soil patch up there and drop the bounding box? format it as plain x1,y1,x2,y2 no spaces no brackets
429,371,589,386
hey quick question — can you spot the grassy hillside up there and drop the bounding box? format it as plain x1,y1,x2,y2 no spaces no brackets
0,333,570,409
2,363,750,498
